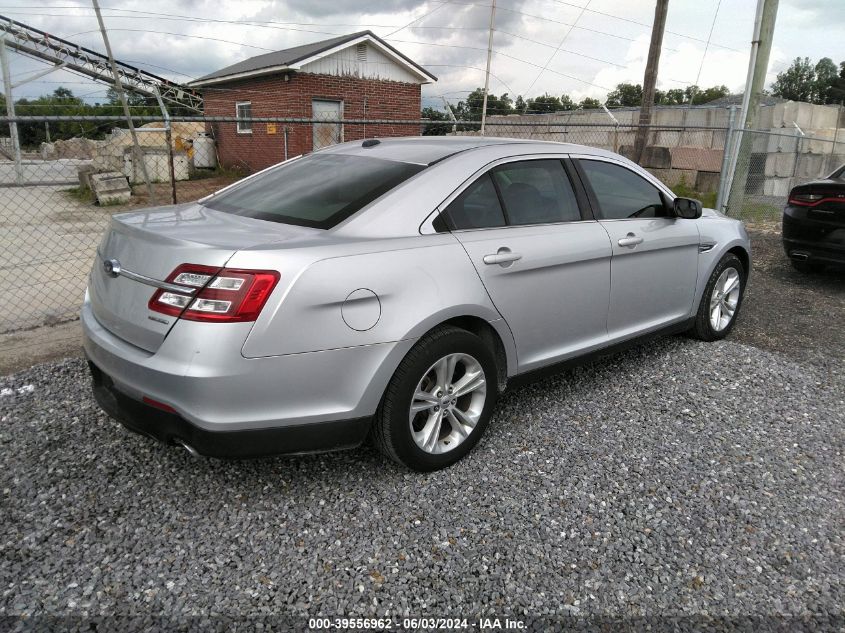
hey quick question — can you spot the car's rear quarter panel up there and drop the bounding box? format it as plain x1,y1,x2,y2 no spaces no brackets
229,234,509,359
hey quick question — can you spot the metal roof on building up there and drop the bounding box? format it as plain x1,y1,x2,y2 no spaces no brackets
189,31,436,87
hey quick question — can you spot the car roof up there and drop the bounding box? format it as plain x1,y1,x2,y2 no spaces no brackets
319,136,616,165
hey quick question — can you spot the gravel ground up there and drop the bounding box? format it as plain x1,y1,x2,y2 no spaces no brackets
733,223,845,364
1,337,843,630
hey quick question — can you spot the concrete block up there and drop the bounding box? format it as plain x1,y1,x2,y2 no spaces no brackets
645,168,697,188
641,145,672,168
91,172,131,205
766,130,799,153
123,148,190,183
652,130,682,146
810,105,840,129
695,171,721,193
775,101,814,129
763,177,793,197
794,153,827,179
77,165,97,190
669,146,723,171
757,105,775,130
765,152,796,178
680,129,716,148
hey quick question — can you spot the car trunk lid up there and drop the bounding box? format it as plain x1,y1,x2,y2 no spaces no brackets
88,203,316,352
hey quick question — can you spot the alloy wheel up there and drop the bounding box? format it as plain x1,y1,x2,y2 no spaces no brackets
408,353,487,454
709,267,741,332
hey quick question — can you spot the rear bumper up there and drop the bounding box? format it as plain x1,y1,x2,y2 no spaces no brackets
81,296,416,439
88,361,370,458
782,206,845,265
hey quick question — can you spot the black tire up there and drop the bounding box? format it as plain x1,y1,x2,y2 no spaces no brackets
373,325,498,471
790,259,824,274
690,253,746,341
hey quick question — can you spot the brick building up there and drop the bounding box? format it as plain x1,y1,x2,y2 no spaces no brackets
189,31,436,171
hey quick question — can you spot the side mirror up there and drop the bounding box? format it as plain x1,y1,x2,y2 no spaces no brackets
673,197,702,219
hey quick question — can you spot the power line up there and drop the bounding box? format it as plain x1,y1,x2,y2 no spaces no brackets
384,1,450,37
521,0,592,98
544,0,743,53
686,0,723,106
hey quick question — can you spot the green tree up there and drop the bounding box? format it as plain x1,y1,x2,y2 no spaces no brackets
106,86,154,107
828,61,845,103
525,94,563,113
605,83,643,107
579,97,601,109
453,88,515,119
421,105,452,136
514,95,527,113
772,57,816,102
814,57,839,103
559,94,575,110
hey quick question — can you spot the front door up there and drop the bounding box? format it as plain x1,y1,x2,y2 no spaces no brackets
312,99,343,150
438,158,613,372
575,158,700,340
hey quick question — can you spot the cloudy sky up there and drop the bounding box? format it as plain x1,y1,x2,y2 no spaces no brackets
2,0,843,109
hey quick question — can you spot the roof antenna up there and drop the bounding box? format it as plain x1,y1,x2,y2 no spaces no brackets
362,139,381,148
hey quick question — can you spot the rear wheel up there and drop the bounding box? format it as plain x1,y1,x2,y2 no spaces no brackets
690,253,746,341
373,325,498,471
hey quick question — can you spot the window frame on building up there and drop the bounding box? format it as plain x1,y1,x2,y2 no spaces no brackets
235,101,253,134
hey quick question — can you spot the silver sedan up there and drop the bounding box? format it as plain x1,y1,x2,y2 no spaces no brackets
82,137,751,471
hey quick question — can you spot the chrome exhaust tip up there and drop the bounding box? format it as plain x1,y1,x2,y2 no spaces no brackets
174,438,200,458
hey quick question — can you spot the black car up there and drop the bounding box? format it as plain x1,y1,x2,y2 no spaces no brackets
783,165,845,273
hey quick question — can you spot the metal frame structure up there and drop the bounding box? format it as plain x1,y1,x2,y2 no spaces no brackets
0,14,203,113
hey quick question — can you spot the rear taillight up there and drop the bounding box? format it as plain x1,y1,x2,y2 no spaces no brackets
788,193,827,206
148,264,280,323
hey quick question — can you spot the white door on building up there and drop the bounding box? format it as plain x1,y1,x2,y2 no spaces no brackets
312,99,343,150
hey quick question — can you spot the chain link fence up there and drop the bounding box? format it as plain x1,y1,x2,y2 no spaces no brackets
724,127,845,222
0,112,841,352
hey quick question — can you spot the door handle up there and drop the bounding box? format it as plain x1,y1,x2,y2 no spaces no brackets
483,248,522,266
618,233,643,248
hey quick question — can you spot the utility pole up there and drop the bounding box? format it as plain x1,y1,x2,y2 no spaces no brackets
480,0,496,136
91,0,156,203
724,0,778,214
0,37,23,184
633,0,669,164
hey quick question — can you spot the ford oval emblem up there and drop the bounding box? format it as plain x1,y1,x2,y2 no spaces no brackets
103,258,121,278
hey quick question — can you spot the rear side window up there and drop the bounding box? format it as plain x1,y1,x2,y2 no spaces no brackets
492,160,580,225
438,174,506,230
579,160,668,220
203,154,425,229
436,159,581,231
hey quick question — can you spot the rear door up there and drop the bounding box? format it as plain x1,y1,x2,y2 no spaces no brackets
438,157,612,372
574,157,700,339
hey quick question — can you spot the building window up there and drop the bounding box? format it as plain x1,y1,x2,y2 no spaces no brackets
236,101,252,134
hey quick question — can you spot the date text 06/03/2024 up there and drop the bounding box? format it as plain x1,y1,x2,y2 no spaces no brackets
307,617,526,630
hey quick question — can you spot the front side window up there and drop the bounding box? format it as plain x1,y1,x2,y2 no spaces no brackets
579,160,668,220
203,154,425,229
236,102,252,134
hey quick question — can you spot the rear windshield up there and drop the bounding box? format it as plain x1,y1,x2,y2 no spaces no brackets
202,153,426,229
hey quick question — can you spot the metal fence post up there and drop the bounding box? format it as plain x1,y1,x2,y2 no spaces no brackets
715,105,737,213
153,87,177,205
0,38,23,185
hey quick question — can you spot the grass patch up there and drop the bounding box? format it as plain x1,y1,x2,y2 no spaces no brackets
63,186,95,205
672,176,717,209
